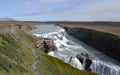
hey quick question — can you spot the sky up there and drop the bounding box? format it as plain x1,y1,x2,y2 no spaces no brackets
0,0,120,21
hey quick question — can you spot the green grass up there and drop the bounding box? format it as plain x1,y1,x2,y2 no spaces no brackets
0,25,36,75
0,24,97,75
35,48,97,75
0,33,25,72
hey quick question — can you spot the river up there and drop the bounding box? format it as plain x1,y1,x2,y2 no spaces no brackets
30,24,120,75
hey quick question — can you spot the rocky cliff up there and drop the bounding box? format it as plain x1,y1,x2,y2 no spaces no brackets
64,27,120,62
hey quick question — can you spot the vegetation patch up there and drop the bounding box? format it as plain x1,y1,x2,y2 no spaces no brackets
35,48,97,75
0,25,35,75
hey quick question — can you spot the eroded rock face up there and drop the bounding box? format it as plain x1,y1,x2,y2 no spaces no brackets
65,27,120,62
35,38,56,53
76,53,94,71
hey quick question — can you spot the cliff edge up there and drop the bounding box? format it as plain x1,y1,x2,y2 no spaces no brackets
64,27,120,62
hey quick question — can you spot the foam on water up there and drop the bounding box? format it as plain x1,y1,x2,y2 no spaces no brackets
90,60,120,75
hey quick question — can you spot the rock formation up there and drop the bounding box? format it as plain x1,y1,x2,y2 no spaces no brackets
76,53,94,71
35,38,56,53
65,27,120,62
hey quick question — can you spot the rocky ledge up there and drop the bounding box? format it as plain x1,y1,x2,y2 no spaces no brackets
76,53,94,71
35,38,56,53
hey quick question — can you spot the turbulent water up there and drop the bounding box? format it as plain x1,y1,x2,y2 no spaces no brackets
31,24,120,75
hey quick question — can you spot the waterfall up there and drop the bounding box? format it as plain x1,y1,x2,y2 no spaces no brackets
31,25,120,75
90,60,120,75
68,57,83,70
82,58,86,70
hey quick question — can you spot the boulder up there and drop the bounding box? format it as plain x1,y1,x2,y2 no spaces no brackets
35,38,56,53
76,53,93,71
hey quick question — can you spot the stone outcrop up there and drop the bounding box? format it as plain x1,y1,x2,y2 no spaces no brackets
65,27,120,62
35,38,56,53
76,53,94,71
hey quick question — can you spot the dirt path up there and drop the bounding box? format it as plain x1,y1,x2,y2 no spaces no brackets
30,45,39,75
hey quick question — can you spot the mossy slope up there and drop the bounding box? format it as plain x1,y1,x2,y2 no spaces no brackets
0,24,97,75
36,49,97,75
0,25,36,75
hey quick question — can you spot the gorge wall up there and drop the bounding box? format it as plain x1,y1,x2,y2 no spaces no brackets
64,27,120,62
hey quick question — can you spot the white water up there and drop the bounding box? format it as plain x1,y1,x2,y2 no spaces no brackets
91,60,120,75
31,24,120,75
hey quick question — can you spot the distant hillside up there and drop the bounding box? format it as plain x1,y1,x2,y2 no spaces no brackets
0,18,16,21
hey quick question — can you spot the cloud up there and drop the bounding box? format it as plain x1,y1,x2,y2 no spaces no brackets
14,12,44,17
13,0,120,21
40,0,80,3
18,0,83,16
49,0,120,16
40,0,65,3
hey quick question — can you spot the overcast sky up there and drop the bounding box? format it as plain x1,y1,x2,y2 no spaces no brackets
0,0,120,21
